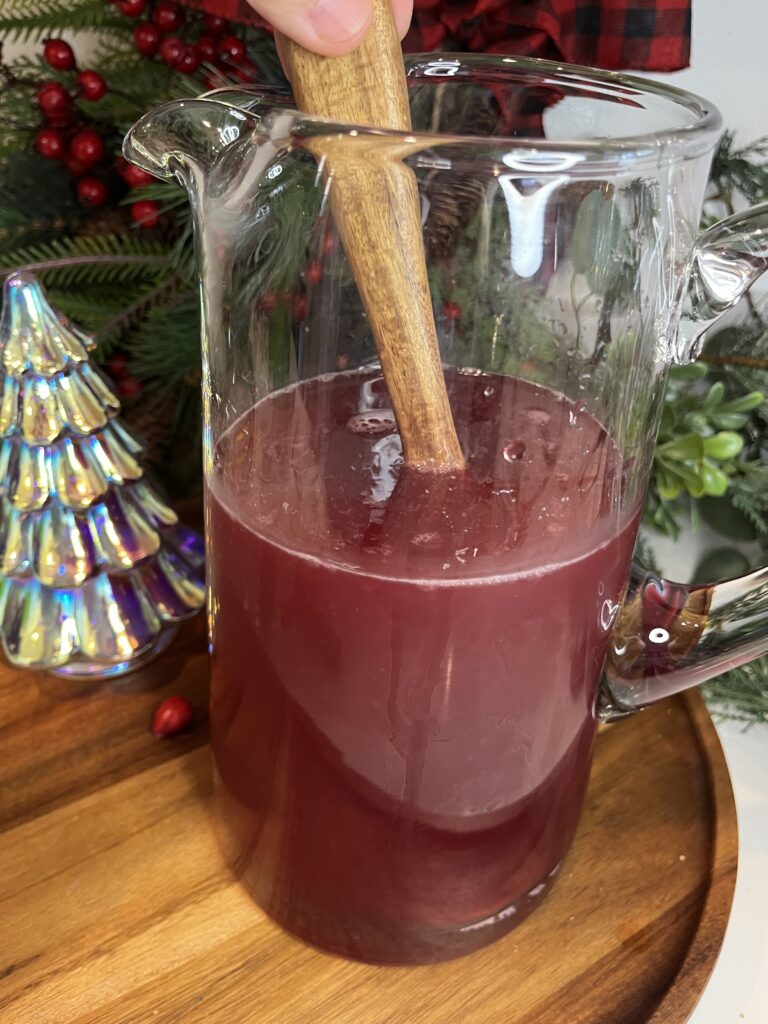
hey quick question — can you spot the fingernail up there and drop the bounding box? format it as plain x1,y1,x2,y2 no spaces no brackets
309,0,371,44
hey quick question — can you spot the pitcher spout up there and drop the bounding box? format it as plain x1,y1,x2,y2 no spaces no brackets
123,97,258,184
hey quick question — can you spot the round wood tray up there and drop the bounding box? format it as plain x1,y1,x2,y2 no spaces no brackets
0,622,737,1024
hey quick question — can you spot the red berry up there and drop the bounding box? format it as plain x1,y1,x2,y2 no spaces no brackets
259,291,279,313
216,35,246,64
204,13,228,35
195,35,216,62
151,695,193,738
442,300,462,321
131,199,160,228
122,162,155,187
133,21,161,55
152,0,184,32
76,177,108,208
35,127,65,160
159,36,185,66
322,231,337,255
64,154,89,177
37,82,72,122
305,261,323,285
69,128,105,167
293,293,309,321
43,39,75,71
117,374,143,399
117,0,146,15
106,353,129,379
177,46,201,74
76,70,107,101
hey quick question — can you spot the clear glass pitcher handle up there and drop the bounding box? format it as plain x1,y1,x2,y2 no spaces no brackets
675,200,768,360
601,201,768,721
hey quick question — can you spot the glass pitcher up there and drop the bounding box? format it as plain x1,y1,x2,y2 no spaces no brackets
125,56,768,965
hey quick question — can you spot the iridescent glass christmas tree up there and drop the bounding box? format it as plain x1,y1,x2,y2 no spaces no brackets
0,272,205,678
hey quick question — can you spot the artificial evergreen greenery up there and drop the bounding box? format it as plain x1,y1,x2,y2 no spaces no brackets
0,1,766,719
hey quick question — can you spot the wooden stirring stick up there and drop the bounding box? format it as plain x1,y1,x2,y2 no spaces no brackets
277,0,465,472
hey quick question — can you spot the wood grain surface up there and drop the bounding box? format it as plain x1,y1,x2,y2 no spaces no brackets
277,0,465,471
0,621,737,1024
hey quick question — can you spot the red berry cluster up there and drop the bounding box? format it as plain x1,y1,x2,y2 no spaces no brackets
118,0,259,84
34,39,113,207
33,35,163,224
31,6,260,221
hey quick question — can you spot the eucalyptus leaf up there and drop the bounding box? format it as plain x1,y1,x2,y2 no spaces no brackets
710,411,749,430
683,411,712,435
700,461,730,496
703,381,725,409
657,433,705,460
656,468,682,500
719,391,765,413
703,432,744,459
670,461,706,497
669,363,708,382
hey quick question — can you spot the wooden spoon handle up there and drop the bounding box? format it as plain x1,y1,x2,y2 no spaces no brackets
277,0,465,472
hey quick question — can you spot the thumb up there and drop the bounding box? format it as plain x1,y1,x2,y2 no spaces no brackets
250,0,375,57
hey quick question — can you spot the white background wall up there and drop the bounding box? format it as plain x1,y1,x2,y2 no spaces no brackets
642,0,767,143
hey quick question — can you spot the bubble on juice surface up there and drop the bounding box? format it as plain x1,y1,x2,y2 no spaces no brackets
503,440,526,462
346,410,398,438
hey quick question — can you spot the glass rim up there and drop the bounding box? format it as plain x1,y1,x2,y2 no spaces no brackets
204,53,723,165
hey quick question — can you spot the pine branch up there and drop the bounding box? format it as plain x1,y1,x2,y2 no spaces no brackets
0,149,80,228
94,275,182,342
120,181,189,213
129,295,200,386
0,0,126,42
703,658,768,725
711,131,768,208
0,233,170,287
45,283,150,337
730,463,768,536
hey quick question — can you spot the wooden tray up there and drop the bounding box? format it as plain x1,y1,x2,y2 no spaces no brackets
0,620,737,1024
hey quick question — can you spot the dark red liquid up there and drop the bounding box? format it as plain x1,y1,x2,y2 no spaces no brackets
208,370,639,963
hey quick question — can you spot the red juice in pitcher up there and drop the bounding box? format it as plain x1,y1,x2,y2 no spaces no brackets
208,368,639,963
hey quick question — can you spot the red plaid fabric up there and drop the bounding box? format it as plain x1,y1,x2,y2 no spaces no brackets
405,0,691,70
183,0,691,71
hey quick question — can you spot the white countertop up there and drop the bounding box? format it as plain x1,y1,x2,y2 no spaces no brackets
688,718,768,1023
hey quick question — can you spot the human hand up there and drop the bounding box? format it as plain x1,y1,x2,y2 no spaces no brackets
246,0,413,56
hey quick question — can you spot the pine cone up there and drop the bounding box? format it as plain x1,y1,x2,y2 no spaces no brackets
425,173,489,261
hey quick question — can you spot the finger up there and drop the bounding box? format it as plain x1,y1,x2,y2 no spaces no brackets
248,0,374,57
391,0,414,39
